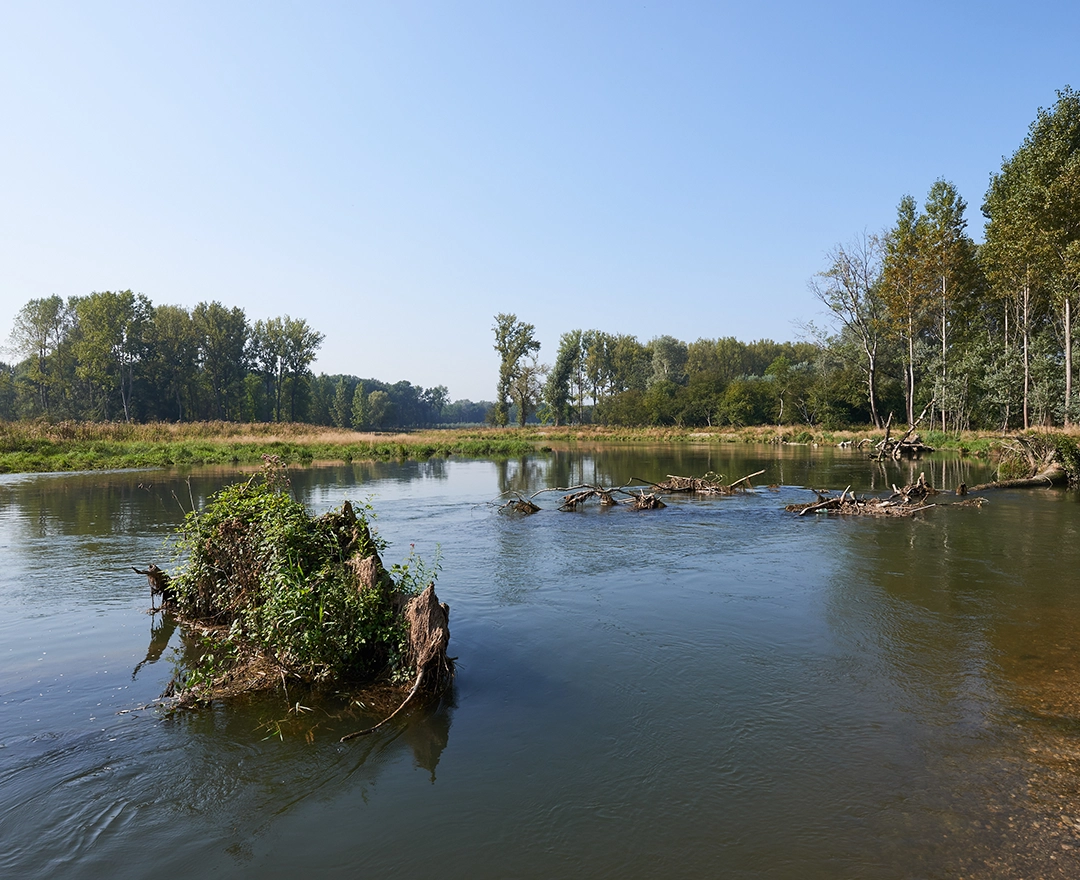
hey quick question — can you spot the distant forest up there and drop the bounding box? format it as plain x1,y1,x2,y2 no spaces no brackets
3,88,1078,432
0,294,482,428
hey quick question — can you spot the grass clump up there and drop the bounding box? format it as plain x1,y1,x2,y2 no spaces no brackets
167,456,448,704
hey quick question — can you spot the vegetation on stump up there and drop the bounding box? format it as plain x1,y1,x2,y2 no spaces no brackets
164,456,452,710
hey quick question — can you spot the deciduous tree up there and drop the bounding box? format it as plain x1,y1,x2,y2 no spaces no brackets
809,233,887,427
492,314,540,427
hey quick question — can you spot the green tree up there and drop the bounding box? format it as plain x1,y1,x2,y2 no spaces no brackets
918,179,981,431
251,317,286,421
142,304,199,421
492,314,540,427
583,331,613,408
281,316,324,421
509,357,546,427
421,385,448,424
351,382,367,430
366,389,391,428
7,295,71,417
543,331,579,425
193,301,249,421
882,195,931,425
984,87,1080,424
71,290,150,421
982,149,1044,430
331,377,352,428
0,361,17,419
607,334,650,394
647,335,688,387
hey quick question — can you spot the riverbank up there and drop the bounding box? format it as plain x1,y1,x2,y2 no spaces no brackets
0,420,535,473
0,419,1071,474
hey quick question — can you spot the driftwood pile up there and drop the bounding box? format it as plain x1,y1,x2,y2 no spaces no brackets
645,470,765,495
786,475,939,518
496,471,772,514
875,409,935,461
498,482,667,513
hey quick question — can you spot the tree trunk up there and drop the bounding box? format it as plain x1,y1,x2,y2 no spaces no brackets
941,275,947,432
1066,296,1073,427
907,316,915,426
1023,279,1030,431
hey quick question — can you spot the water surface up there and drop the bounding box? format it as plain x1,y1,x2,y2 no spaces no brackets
2,446,1079,878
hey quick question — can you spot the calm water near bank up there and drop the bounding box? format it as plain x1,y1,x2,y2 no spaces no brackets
3,445,1080,878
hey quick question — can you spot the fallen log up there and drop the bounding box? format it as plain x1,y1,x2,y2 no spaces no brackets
964,464,1067,493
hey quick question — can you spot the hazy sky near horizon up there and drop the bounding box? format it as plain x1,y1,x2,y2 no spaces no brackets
1,1,1077,401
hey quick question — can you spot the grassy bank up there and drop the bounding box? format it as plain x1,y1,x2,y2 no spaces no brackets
527,424,1007,456
2,419,1075,475
0,421,537,474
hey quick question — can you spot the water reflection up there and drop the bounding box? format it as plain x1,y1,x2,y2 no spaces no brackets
820,491,1080,873
131,612,177,679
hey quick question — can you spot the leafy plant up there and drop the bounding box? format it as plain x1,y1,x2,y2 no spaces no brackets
168,457,430,698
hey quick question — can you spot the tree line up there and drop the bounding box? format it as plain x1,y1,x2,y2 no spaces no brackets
492,313,829,428
493,87,1080,431
807,87,1080,432
4,88,1077,432
0,293,483,427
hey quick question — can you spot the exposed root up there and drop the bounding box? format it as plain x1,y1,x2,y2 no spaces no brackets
340,668,428,740
340,583,453,741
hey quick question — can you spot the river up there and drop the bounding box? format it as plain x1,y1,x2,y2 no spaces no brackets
2,444,1080,878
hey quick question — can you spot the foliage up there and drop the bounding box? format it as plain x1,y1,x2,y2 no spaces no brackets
169,458,422,691
492,313,541,427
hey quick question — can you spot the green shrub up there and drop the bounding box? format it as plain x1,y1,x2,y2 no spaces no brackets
169,458,431,691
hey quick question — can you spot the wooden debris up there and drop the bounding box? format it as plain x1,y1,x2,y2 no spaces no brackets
498,495,541,515
786,482,937,518
965,435,1072,492
492,469,769,515
132,563,173,611
875,402,935,460
629,491,666,510
560,488,598,511
493,480,672,513
888,472,938,504
642,470,765,495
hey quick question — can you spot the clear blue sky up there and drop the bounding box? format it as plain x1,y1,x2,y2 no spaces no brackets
1,1,1076,401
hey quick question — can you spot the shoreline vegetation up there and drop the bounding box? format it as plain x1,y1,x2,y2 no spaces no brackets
4,418,1080,476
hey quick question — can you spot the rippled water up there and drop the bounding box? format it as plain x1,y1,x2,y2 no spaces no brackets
3,445,1080,878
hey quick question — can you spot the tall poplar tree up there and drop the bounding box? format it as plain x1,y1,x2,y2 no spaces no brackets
917,180,980,431
492,314,540,427
882,196,929,425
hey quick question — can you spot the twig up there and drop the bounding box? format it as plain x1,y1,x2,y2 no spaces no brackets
340,667,427,741
729,469,766,487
